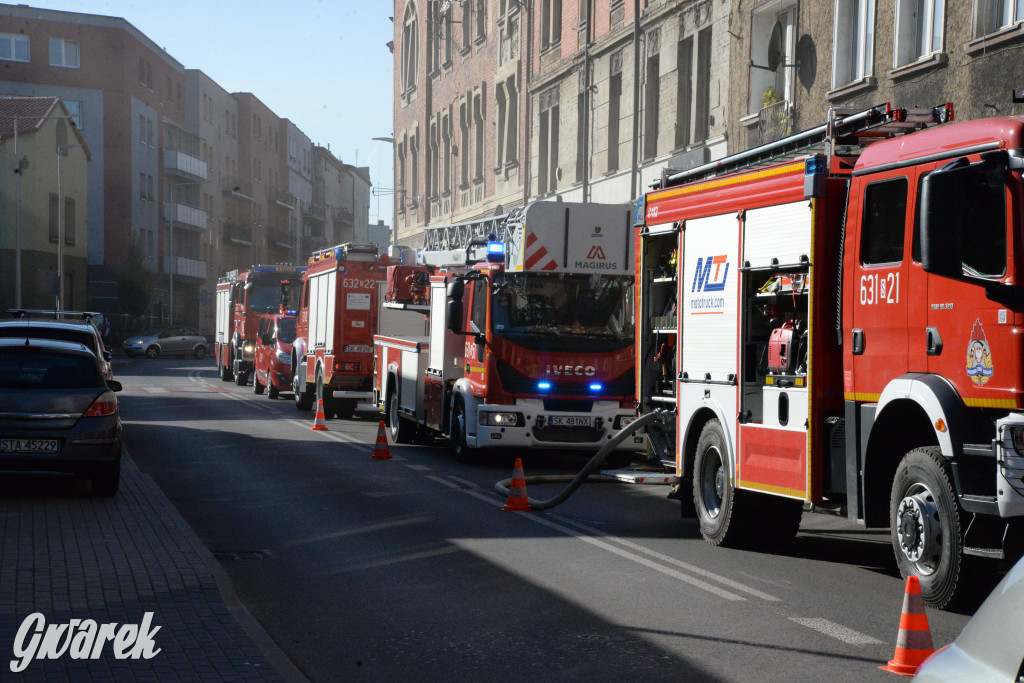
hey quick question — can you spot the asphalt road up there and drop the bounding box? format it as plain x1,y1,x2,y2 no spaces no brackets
119,357,974,682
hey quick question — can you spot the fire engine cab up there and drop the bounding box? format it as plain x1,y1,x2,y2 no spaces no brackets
635,102,1024,609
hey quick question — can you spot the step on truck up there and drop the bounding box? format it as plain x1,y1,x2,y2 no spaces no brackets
634,102,1024,608
374,201,644,462
214,265,305,385
291,243,390,418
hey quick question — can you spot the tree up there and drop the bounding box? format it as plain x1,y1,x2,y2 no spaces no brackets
117,241,153,317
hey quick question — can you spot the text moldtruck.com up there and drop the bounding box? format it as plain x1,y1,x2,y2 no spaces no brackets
10,612,161,672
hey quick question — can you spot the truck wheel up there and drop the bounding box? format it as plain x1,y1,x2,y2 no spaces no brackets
891,446,969,609
253,371,265,395
219,361,232,382
753,494,803,549
450,401,476,463
234,367,247,386
692,419,754,547
387,391,415,444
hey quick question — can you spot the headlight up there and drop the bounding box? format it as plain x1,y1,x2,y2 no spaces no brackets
243,343,255,353
614,414,636,430
134,340,144,345
481,411,521,426
1009,426,1024,455
276,351,290,364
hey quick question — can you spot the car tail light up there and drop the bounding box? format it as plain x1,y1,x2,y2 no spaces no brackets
83,391,118,417
334,361,361,372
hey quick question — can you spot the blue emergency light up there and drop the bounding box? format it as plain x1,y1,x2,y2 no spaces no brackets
537,381,552,391
487,241,505,262
589,383,603,392
804,154,827,176
334,247,345,261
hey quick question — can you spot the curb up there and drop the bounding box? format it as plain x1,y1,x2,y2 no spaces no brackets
124,449,309,683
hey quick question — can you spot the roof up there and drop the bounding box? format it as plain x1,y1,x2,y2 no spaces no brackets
856,116,1024,173
0,337,93,355
0,96,92,158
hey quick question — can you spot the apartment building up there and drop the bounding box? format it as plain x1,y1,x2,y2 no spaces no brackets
313,146,374,246
0,96,90,311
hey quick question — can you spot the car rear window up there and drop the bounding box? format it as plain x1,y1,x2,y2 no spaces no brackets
0,349,103,389
0,326,98,353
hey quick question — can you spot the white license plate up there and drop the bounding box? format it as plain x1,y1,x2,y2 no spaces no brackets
547,416,593,428
1,438,60,454
344,345,373,354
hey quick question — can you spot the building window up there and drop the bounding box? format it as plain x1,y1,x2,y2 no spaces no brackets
147,118,155,146
576,90,586,182
473,94,484,180
139,115,146,144
49,193,59,243
496,77,518,167
538,88,559,194
749,5,796,114
429,121,439,198
410,132,419,205
65,100,83,129
430,2,442,72
463,1,473,49
476,0,487,39
64,198,75,246
895,0,944,66
442,114,452,195
541,0,562,50
675,36,693,149
444,8,454,65
643,54,660,160
49,38,80,68
694,28,711,143
402,3,418,93
973,0,1024,38
460,103,470,186
0,33,29,62
832,0,875,88
397,138,407,210
607,54,622,172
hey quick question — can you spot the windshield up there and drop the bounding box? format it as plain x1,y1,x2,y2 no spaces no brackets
277,318,296,344
143,328,161,337
491,273,634,351
0,349,102,389
248,284,283,312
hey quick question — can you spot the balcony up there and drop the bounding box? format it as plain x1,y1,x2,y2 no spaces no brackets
268,186,296,209
267,226,293,250
223,222,253,245
222,177,254,201
301,234,329,254
758,100,793,145
164,201,208,231
164,256,207,279
302,201,326,223
163,150,208,180
332,206,354,224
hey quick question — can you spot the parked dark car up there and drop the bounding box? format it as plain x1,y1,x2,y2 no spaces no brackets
123,326,208,359
0,338,123,495
1,310,114,380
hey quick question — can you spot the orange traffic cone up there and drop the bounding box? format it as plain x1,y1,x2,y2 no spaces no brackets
372,420,392,460
503,457,532,511
880,575,935,676
311,398,329,431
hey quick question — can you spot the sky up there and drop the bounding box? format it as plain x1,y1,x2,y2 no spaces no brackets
24,0,397,228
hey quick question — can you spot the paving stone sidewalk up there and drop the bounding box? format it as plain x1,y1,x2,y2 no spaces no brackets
0,453,302,681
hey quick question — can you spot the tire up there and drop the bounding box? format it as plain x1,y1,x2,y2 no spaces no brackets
91,461,120,496
267,384,279,400
294,369,314,411
754,494,803,549
253,370,265,394
692,419,755,547
219,361,232,382
387,390,416,444
449,400,475,463
145,345,160,359
193,345,207,360
234,367,247,386
891,446,970,609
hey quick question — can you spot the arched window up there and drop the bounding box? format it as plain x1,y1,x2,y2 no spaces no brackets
401,3,418,94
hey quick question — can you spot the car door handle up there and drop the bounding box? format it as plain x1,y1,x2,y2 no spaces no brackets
926,326,943,356
852,328,864,355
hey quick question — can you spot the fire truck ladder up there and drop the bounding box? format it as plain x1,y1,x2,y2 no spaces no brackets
656,102,954,190
420,213,513,253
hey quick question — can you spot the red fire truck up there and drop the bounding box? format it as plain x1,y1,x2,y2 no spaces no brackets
633,102,1024,608
291,243,389,418
374,202,644,462
214,265,304,386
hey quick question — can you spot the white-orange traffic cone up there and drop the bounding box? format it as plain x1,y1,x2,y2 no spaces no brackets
372,420,392,460
503,458,532,511
311,398,329,431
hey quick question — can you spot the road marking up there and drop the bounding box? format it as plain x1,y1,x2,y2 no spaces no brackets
789,618,883,646
445,475,479,488
403,464,432,471
425,476,461,490
550,515,781,602
282,515,433,546
460,489,746,602
339,545,459,572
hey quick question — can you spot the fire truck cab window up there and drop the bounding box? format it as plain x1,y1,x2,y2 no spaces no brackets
470,280,487,334
860,177,908,265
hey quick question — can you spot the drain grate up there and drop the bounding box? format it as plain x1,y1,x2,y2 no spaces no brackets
213,550,273,561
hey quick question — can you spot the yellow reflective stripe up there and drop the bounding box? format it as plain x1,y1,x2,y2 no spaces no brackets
964,397,1018,409
738,479,807,499
648,162,805,203
844,392,881,402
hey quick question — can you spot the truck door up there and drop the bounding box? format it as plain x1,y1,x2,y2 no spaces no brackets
848,172,911,399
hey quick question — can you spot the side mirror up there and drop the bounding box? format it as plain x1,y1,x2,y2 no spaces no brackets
106,380,123,392
920,158,967,279
447,278,465,301
447,300,464,334
102,351,112,362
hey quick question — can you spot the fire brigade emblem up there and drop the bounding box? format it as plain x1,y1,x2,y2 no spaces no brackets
966,318,994,386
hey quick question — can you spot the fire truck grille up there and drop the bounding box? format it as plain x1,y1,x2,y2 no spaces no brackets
533,425,604,443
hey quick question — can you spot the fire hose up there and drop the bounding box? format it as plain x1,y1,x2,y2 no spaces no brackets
493,410,668,510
